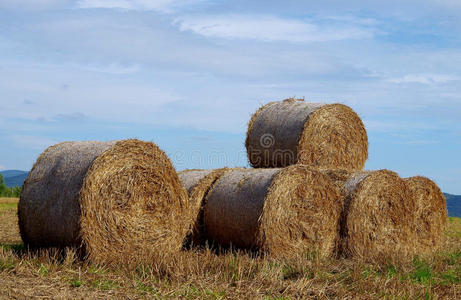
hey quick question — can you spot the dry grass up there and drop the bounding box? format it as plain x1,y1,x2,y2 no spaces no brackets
0,197,19,204
1,201,460,299
0,198,20,245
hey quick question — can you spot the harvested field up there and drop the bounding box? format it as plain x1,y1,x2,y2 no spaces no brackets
0,198,20,245
0,198,19,204
0,202,459,299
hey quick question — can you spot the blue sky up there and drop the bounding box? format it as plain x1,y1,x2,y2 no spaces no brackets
0,0,460,193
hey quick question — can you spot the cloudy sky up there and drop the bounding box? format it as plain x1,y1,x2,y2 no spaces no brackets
0,0,460,193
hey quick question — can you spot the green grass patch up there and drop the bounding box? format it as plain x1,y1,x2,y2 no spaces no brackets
92,279,120,290
361,266,373,279
88,265,107,275
407,259,433,285
281,263,303,280
179,285,226,299
71,279,83,288
447,231,461,238
226,255,241,282
424,290,434,300
0,203,17,210
136,280,158,294
38,264,49,276
0,243,24,252
440,268,461,285
448,217,461,223
386,264,398,279
0,258,16,271
443,251,461,265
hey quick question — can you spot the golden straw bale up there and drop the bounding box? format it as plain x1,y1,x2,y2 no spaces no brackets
179,168,233,246
323,169,417,262
19,139,189,265
204,165,342,258
246,98,368,170
404,176,447,256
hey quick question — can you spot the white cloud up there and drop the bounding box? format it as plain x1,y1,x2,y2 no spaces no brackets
75,0,204,13
0,164,5,171
431,0,461,8
0,0,71,9
17,15,357,79
76,0,132,9
175,15,375,42
55,112,86,121
0,61,182,124
389,73,461,84
71,63,141,74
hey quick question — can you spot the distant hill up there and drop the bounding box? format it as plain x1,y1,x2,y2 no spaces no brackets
445,193,461,218
0,170,27,178
0,170,28,187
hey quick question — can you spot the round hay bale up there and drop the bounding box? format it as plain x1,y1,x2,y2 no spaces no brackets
179,169,216,195
324,169,417,261
18,139,189,265
246,98,368,170
179,168,233,246
404,176,447,256
204,165,342,258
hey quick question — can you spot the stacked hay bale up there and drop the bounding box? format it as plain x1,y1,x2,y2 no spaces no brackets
18,96,447,266
242,97,447,261
404,176,447,256
178,168,233,246
176,98,447,262
19,139,189,266
322,169,417,261
179,165,341,258
246,98,368,170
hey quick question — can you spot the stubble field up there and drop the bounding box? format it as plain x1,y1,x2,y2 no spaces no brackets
1,197,460,299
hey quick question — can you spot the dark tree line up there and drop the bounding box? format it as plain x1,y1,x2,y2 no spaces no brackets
0,174,21,197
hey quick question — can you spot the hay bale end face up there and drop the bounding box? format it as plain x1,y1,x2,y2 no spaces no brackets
404,176,447,256
204,166,342,258
246,98,368,170
19,139,189,265
179,168,233,246
325,169,417,262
